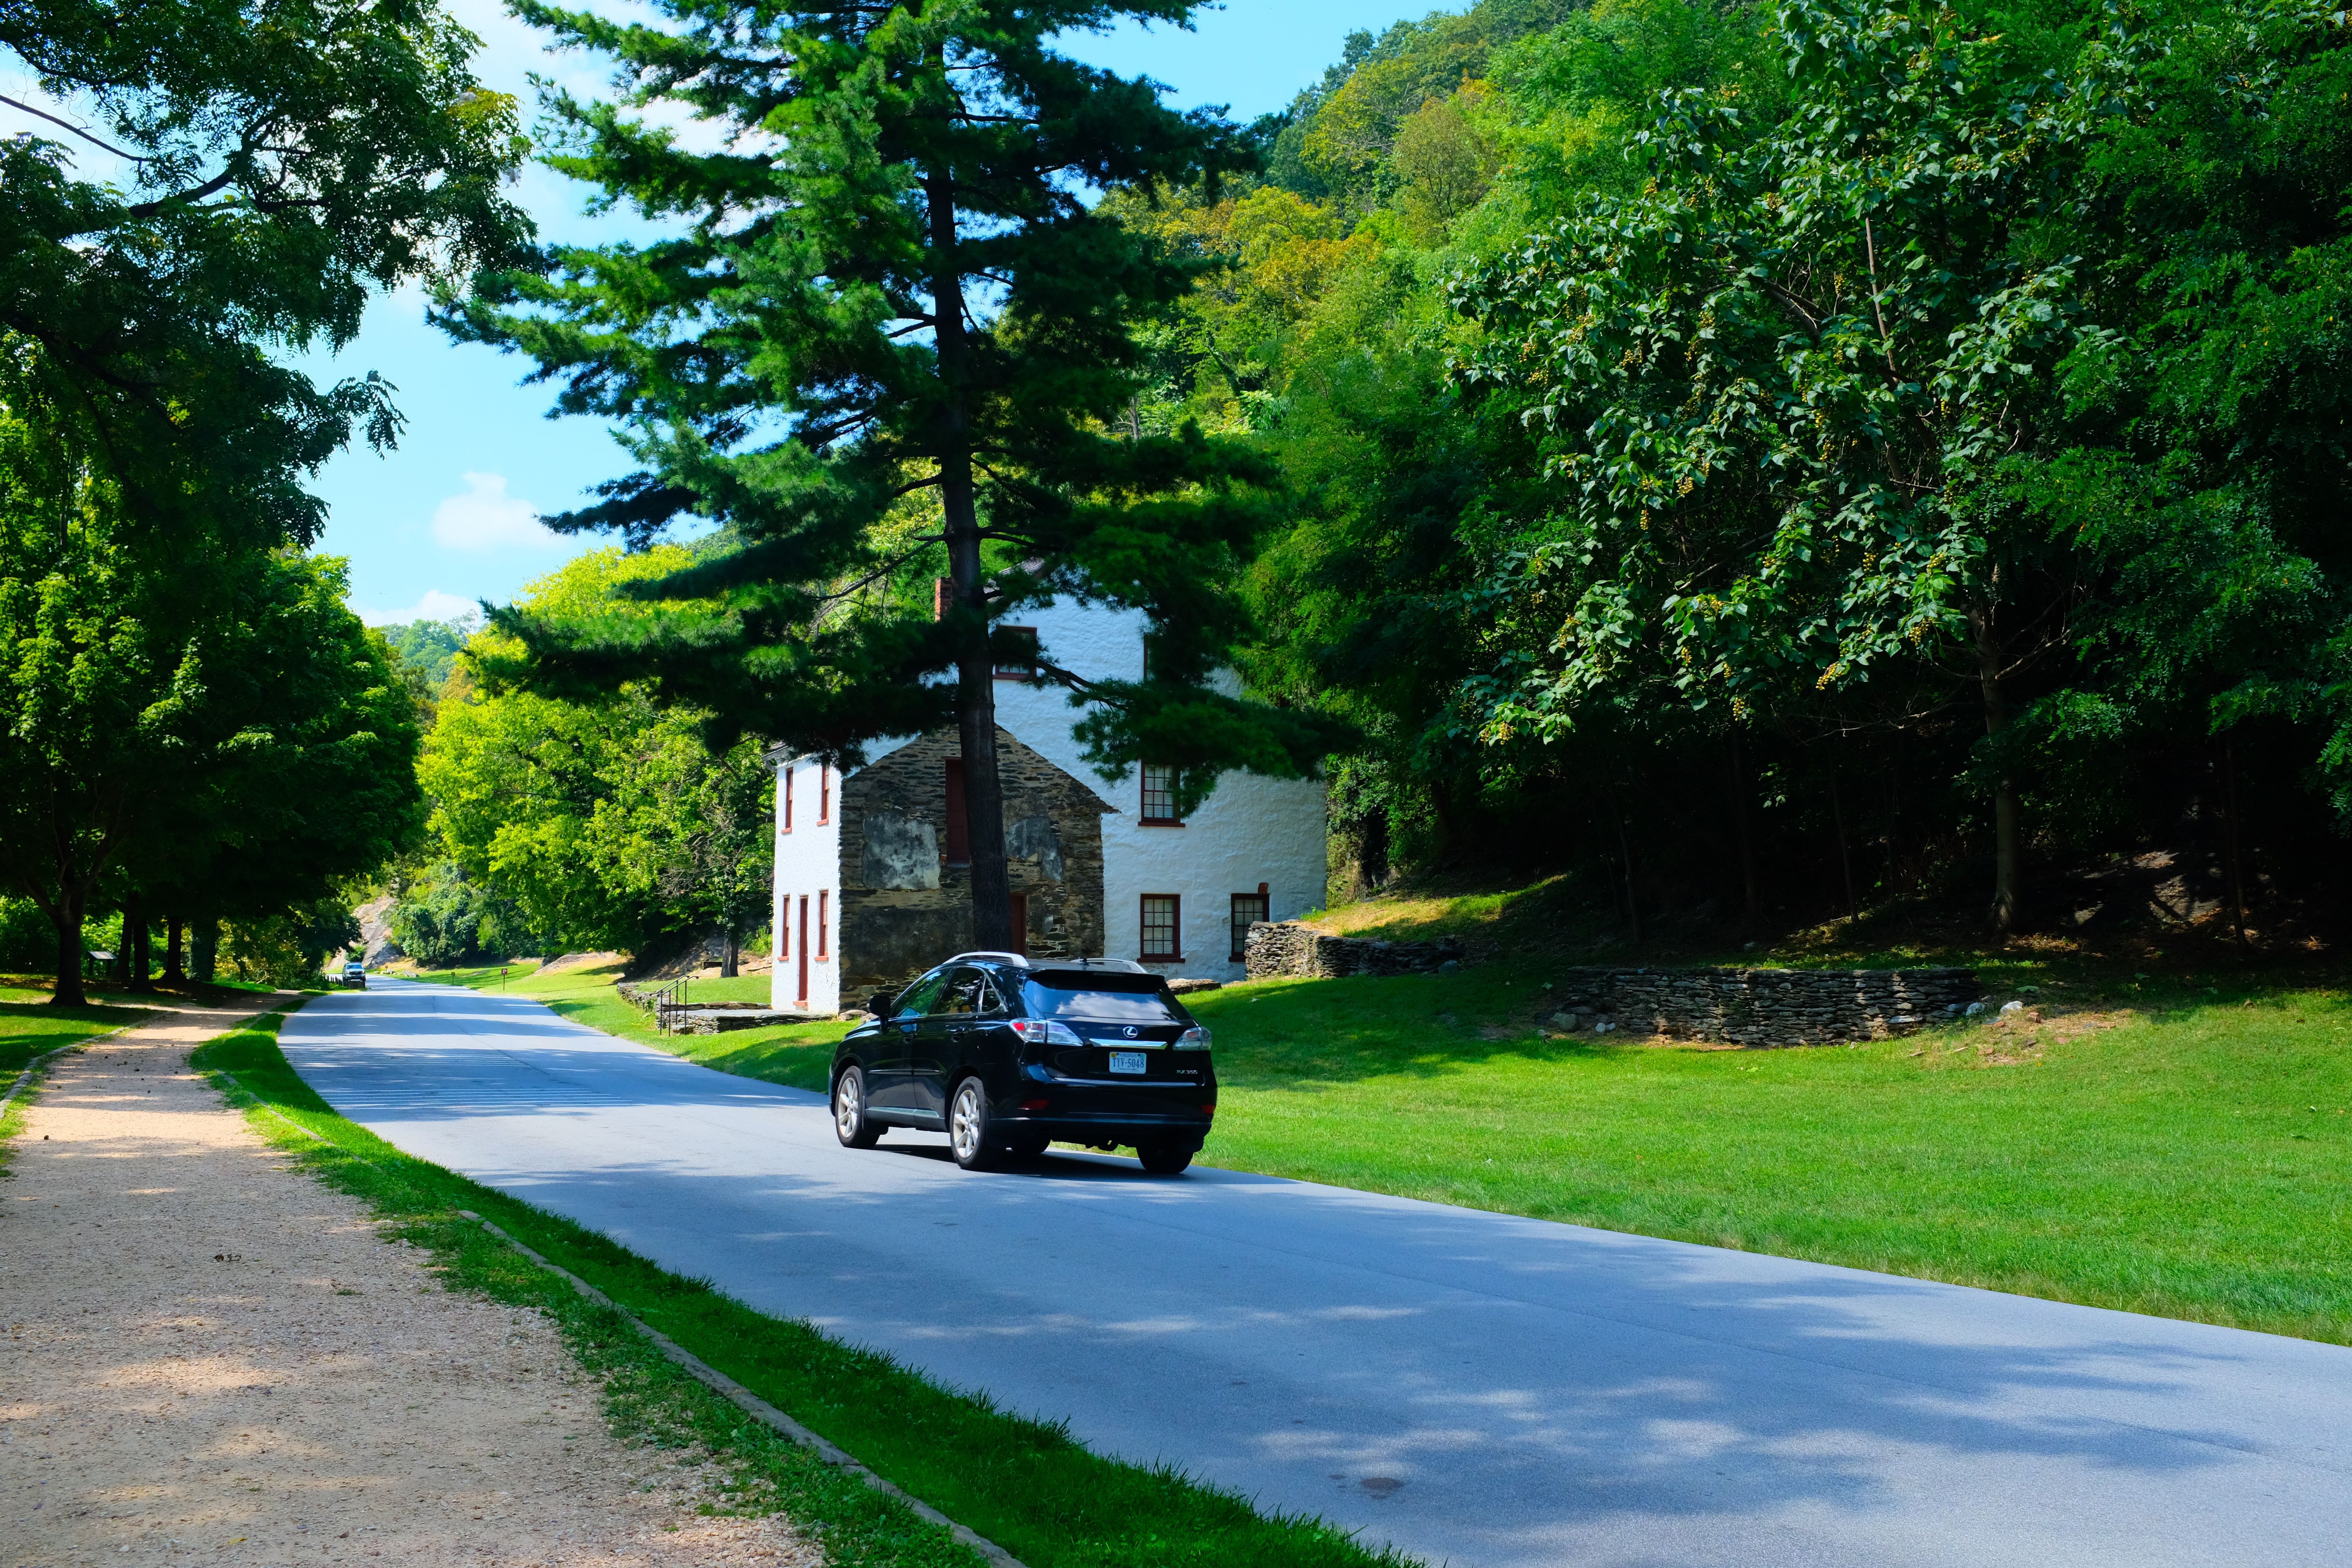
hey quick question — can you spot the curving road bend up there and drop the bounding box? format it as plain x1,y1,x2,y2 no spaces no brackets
279,979,2352,1568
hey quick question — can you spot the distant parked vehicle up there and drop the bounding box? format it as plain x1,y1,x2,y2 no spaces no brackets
341,961,367,989
831,955,1214,1174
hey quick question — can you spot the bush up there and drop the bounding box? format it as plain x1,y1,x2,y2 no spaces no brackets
387,864,536,966
0,897,53,971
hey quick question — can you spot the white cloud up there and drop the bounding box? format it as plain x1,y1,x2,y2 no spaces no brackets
359,590,481,628
430,471,559,551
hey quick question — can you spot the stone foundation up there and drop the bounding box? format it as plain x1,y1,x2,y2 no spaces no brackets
1546,966,1983,1047
1244,921,1466,980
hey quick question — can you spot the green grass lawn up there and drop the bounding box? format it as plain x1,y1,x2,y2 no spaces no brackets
421,958,854,1091
0,974,158,1073
414,952,2352,1345
1186,970,2352,1345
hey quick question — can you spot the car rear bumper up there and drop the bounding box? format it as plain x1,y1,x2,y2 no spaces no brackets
1005,1111,1212,1150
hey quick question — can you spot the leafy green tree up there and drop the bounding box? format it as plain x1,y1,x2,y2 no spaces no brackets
0,0,531,543
0,412,421,1002
416,550,772,959
1454,0,2131,927
449,0,1342,951
2007,0,2352,936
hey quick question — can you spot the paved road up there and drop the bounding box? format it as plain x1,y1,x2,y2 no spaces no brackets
280,980,2352,1568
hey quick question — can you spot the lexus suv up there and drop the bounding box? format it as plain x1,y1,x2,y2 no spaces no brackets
830,954,1214,1174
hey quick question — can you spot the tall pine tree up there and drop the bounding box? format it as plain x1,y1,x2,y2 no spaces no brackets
450,2,1343,950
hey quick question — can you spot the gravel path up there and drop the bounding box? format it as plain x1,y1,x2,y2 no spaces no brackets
0,998,818,1568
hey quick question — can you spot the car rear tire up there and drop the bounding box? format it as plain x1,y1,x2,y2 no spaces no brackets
949,1078,1000,1171
1137,1142,1193,1176
833,1067,881,1149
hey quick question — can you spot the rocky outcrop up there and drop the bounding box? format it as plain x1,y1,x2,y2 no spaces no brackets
354,894,402,967
1243,921,1466,980
1544,966,1983,1047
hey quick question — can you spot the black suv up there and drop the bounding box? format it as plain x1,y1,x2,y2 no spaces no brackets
830,954,1215,1175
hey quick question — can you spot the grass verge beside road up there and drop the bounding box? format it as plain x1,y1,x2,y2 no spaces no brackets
403,949,2351,1342
204,1009,1411,1568
413,958,851,1093
1184,970,2352,1345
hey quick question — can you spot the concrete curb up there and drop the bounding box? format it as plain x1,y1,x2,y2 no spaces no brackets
211,1065,1028,1568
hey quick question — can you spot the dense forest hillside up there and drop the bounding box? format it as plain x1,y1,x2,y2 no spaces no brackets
1105,0,2352,951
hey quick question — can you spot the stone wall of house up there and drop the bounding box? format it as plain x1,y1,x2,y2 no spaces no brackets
1243,921,1466,979
1545,966,1984,1046
840,726,1108,1000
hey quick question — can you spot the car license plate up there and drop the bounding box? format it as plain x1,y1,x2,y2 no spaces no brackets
1108,1051,1147,1075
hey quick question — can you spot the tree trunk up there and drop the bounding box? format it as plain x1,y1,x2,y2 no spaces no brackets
1615,803,1643,946
48,884,88,1007
927,161,1013,953
125,891,152,992
720,924,740,979
162,915,187,986
1728,730,1760,929
1429,776,1458,864
1969,601,2022,932
192,920,219,985
2220,735,2251,953
1831,768,1858,921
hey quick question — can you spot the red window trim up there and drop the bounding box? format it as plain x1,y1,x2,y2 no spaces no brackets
818,764,830,825
1140,893,1182,963
779,895,788,959
796,896,809,1003
1139,762,1183,827
818,889,830,960
783,764,794,832
994,625,1039,682
1229,889,1270,962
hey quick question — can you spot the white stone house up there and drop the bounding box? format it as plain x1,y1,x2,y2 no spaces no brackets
770,597,1327,1014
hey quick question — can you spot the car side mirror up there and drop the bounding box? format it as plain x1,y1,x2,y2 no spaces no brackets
867,989,898,1018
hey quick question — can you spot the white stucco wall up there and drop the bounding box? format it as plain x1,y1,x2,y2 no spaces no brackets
998,600,1327,980
798,596,1328,982
770,754,842,1015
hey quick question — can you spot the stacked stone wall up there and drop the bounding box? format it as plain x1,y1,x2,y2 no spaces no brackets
1546,966,1983,1046
1243,921,1465,979
840,726,1109,1000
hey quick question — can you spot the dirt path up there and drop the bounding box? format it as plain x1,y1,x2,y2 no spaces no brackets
0,998,817,1568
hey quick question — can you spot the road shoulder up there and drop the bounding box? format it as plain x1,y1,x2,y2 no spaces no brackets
0,998,817,1566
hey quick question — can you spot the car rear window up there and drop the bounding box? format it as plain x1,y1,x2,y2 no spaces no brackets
1021,979,1180,1024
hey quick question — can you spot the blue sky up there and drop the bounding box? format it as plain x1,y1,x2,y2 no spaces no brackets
288,1,1431,626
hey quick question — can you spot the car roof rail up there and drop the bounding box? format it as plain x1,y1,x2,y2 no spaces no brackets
1030,957,1151,976
947,951,1031,967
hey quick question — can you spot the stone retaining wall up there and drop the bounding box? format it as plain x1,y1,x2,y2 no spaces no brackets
1546,966,1983,1047
1243,921,1466,980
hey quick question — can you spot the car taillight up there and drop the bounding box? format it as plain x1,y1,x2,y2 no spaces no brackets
1020,1098,1053,1112
1175,1026,1211,1050
1012,1019,1084,1045
1201,1103,1216,1115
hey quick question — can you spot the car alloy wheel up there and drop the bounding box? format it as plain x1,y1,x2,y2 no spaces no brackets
834,1066,880,1149
949,1078,997,1171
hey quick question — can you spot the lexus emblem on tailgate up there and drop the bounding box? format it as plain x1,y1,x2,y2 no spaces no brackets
1124,1026,1139,1038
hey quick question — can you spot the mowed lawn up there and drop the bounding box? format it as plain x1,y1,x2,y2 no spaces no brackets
1187,973,2352,1345
407,959,851,1087
0,976,158,1074
416,955,2352,1345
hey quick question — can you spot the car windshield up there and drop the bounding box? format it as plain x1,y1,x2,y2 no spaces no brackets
1022,979,1179,1024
